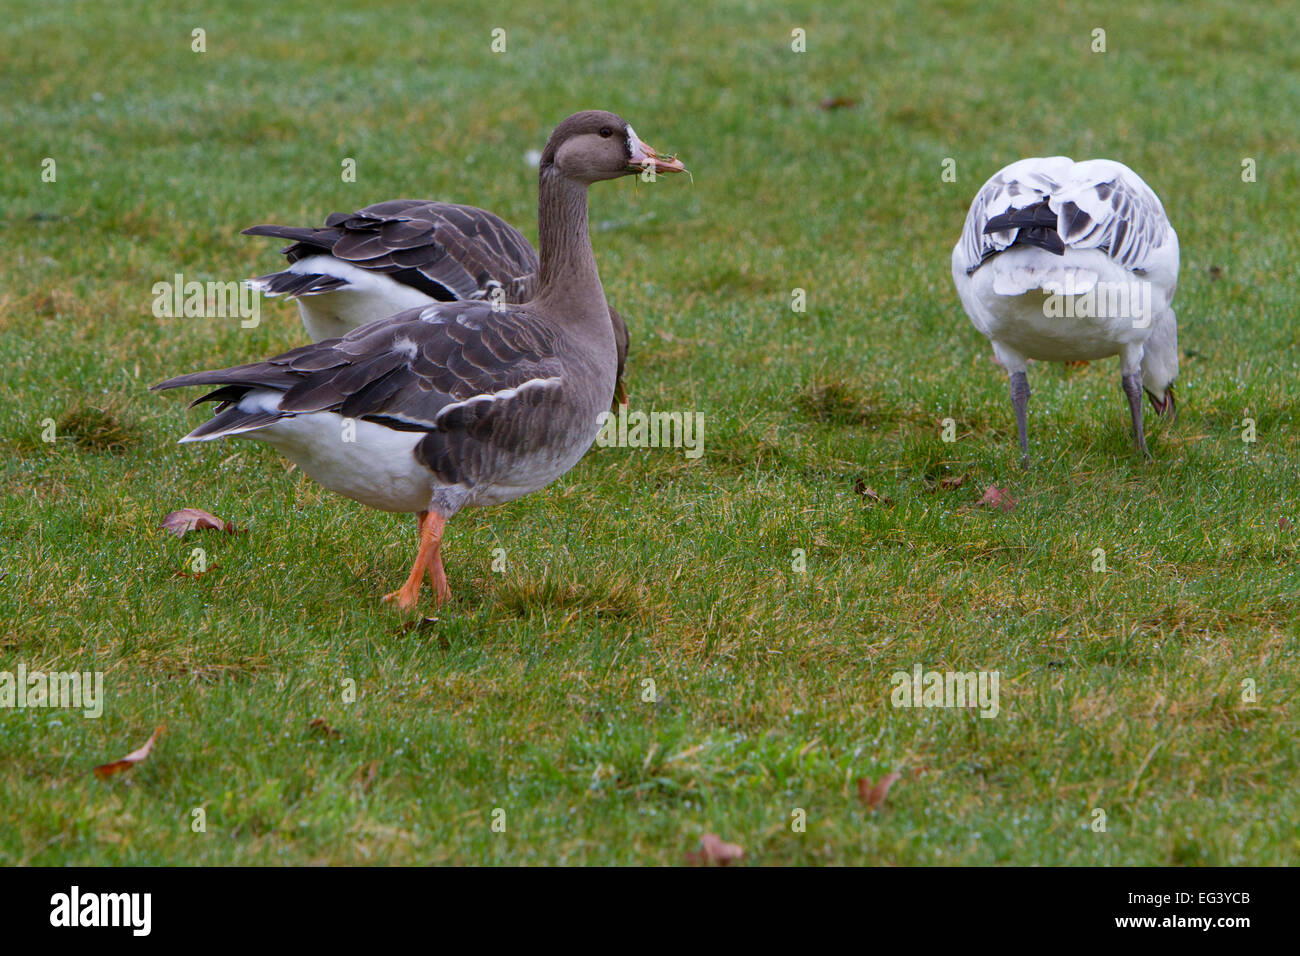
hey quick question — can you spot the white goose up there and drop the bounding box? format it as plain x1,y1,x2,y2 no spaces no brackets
155,111,684,609
952,157,1179,464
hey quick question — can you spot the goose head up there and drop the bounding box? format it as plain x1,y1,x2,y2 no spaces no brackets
541,110,686,183
1146,383,1177,419
1141,310,1180,419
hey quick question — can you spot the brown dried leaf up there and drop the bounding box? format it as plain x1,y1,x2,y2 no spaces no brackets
1279,517,1293,530
160,508,237,538
856,771,901,810
686,833,744,866
819,96,859,110
978,485,1016,512
853,479,891,504
1063,360,1091,368
939,474,967,490
93,725,164,780
354,760,380,791
172,564,216,579
309,718,341,739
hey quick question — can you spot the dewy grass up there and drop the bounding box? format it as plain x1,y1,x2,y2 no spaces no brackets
1,0,1297,864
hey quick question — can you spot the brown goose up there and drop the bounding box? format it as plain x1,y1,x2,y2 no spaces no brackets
245,199,631,406
154,111,684,608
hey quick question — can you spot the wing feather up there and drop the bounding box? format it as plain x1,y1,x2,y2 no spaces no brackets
956,157,1172,275
242,200,539,302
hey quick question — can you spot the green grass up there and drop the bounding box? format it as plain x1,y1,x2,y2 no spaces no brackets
2,0,1298,865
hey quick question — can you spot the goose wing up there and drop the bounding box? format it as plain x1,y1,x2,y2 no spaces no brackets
243,200,540,302
153,301,572,487
956,157,1174,276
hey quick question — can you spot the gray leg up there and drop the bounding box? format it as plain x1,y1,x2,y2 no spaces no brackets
1122,370,1151,459
1010,371,1031,468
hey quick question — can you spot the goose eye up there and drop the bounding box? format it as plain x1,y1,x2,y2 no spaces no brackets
599,126,613,138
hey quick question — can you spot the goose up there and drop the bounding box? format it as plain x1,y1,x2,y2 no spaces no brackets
951,157,1179,465
244,200,631,406
154,111,684,608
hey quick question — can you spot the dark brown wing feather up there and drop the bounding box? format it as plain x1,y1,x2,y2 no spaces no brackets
243,200,539,302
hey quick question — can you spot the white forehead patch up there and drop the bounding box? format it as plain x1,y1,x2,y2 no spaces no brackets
626,125,641,157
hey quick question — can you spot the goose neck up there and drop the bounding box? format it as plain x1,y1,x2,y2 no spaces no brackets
534,167,607,321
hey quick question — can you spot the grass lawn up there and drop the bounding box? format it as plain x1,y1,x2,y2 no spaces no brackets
2,0,1298,865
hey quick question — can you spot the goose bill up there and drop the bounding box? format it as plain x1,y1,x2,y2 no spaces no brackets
626,127,686,174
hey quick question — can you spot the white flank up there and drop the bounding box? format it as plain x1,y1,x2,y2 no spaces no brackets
273,255,436,342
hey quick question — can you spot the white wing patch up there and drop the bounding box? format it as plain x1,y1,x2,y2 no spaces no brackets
389,336,418,359
418,303,456,323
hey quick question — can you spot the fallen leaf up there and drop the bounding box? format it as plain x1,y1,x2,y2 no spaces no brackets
354,760,380,791
1209,265,1223,280
399,616,452,649
857,771,901,810
853,479,891,504
686,833,744,866
160,508,237,537
1279,517,1293,530
978,485,1016,512
309,718,341,739
93,725,164,780
939,474,967,490
172,564,216,579
819,96,859,110
1063,360,1090,368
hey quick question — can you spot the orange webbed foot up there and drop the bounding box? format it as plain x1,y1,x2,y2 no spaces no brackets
383,510,450,610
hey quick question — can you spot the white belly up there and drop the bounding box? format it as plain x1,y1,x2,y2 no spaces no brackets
255,410,435,513
966,247,1164,363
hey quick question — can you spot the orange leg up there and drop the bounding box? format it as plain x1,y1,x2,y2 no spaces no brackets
423,514,451,604
382,511,451,609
